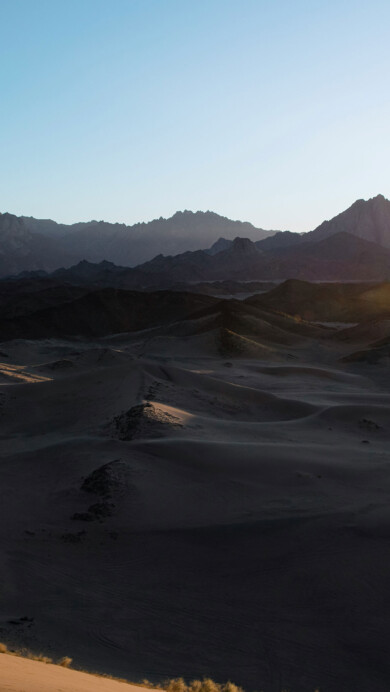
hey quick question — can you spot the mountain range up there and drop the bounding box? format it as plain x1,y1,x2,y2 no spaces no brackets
17,210,276,268
1,194,390,282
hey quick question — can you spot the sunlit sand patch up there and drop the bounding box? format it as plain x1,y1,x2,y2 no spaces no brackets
150,401,195,425
0,362,52,384
109,400,195,441
189,369,214,374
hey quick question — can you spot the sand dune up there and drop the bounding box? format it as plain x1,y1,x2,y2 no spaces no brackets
334,318,390,344
1,322,390,692
0,653,151,692
249,279,390,323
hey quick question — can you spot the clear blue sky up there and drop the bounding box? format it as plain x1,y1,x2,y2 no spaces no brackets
1,0,389,231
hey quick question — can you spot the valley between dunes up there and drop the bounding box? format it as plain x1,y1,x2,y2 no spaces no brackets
0,306,390,692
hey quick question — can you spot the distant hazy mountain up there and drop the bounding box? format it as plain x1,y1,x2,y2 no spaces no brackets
206,237,234,255
0,213,76,276
131,236,264,285
256,230,304,251
307,194,390,247
2,195,390,279
206,232,304,255
21,210,277,267
132,231,390,284
25,230,390,288
7,238,388,284
264,232,390,281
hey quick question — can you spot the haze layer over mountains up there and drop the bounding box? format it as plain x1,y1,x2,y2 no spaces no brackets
1,194,390,282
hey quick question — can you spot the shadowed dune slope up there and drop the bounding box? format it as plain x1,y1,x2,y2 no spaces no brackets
0,289,218,341
247,279,390,323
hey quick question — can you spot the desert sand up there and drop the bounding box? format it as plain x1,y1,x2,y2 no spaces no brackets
0,311,390,692
0,652,151,692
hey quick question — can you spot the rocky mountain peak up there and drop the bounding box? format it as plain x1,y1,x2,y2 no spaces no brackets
229,237,260,255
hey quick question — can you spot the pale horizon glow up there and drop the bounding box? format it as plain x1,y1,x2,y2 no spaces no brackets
1,0,389,233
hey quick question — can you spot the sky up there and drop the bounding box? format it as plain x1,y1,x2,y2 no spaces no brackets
0,0,389,232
